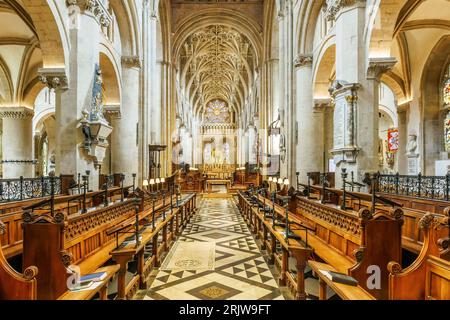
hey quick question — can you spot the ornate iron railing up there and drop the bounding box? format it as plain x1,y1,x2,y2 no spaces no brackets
0,176,62,203
377,173,450,201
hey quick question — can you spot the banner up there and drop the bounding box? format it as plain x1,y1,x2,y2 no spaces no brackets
388,128,399,152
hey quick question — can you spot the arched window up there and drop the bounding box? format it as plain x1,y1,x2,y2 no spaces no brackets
443,67,450,151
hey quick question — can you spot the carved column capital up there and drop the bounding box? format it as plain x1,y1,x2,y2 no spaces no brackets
66,0,112,27
104,105,122,119
0,107,34,120
38,68,69,91
367,57,397,80
323,0,364,21
294,54,313,69
122,56,142,69
313,98,331,113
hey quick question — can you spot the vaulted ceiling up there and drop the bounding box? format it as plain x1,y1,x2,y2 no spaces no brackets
177,24,258,118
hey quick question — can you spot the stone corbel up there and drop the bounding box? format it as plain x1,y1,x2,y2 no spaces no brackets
104,104,122,119
313,98,331,113
66,0,112,27
367,57,397,80
294,54,313,69
122,56,143,69
38,68,69,91
323,0,364,21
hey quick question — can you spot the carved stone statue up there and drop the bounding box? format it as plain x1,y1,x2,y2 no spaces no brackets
407,134,418,155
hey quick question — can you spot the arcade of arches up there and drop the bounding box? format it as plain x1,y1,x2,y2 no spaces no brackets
0,0,449,301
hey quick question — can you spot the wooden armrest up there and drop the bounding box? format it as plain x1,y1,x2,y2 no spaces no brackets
58,264,120,300
308,261,375,300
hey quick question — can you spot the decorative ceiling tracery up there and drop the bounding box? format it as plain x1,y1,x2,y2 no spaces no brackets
178,24,257,117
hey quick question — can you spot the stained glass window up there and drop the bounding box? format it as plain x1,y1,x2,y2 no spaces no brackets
444,76,450,107
204,99,231,123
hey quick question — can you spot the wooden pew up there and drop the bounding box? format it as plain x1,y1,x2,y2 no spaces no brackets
237,191,313,300
300,183,427,254
0,220,38,300
243,190,404,300
387,210,450,300
294,194,404,299
108,193,197,300
0,186,131,259
21,198,142,300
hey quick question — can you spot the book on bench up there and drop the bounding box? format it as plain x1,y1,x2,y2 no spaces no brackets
319,270,358,286
80,272,107,282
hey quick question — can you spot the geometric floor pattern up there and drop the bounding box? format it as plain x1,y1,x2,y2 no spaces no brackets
136,198,284,300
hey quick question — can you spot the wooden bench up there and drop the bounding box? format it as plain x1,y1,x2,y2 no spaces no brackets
108,193,197,300
387,210,450,300
241,190,404,300
308,261,375,300
0,186,131,259
0,220,38,300
237,192,312,300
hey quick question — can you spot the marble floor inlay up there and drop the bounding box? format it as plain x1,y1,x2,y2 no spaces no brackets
137,198,284,300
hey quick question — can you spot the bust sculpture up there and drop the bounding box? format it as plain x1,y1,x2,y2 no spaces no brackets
407,134,417,155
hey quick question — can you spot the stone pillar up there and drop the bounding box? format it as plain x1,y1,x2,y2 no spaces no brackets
295,54,324,183
397,105,408,175
43,1,106,190
0,107,34,178
248,125,257,165
111,59,140,185
328,0,396,185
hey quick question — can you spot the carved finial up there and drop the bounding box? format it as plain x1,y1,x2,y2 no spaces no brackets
54,212,66,224
359,208,373,221
60,251,74,267
353,248,364,262
438,237,449,251
23,266,39,281
419,213,435,229
387,261,402,275
391,208,404,220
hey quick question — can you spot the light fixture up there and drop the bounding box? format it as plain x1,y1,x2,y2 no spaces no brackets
156,178,161,184
284,178,290,186
150,179,155,185
268,177,273,182
278,178,283,184
161,177,166,183
143,179,149,187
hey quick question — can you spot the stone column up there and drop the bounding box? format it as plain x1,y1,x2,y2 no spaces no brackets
397,105,409,175
0,107,34,178
248,125,257,165
111,58,140,185
328,0,396,185
295,54,324,183
44,1,106,190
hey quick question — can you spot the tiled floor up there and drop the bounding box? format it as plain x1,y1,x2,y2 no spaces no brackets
136,197,284,300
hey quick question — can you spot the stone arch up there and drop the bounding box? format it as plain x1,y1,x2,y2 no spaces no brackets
295,0,324,55
109,0,141,57
0,56,14,103
99,48,122,106
313,38,336,98
420,35,450,174
20,0,69,70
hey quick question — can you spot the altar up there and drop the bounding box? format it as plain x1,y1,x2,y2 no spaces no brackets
206,179,231,193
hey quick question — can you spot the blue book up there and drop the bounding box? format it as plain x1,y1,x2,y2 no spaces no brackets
80,272,107,282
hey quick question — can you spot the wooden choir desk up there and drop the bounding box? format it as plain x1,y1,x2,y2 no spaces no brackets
239,189,404,300
206,179,231,193
0,185,131,259
237,192,312,300
108,193,197,300
20,190,186,300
